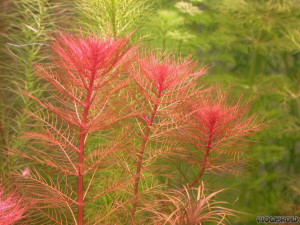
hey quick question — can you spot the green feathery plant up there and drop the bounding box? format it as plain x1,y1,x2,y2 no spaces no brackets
216,0,300,85
0,0,71,173
75,0,153,38
144,0,208,55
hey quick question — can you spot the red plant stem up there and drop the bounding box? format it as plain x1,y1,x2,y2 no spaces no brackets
188,131,213,188
131,90,162,219
78,72,96,225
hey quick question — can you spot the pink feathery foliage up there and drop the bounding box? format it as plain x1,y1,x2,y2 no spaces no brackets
130,51,206,106
13,32,137,225
10,30,263,224
0,184,28,225
32,32,137,130
143,182,239,225
129,51,207,218
173,87,262,188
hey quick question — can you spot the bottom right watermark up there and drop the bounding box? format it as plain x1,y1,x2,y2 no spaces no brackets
257,216,299,224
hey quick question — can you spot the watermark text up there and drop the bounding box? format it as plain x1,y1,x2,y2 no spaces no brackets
257,216,298,224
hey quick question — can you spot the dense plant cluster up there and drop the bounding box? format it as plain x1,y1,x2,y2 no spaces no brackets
0,30,260,224
0,0,298,224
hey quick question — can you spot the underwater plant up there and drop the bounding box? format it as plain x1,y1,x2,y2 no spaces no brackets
9,31,261,224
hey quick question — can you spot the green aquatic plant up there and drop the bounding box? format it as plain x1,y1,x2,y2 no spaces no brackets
76,0,153,38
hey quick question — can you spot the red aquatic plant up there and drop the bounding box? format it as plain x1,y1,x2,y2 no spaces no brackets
144,182,239,225
10,31,263,224
174,88,262,188
13,32,136,224
129,51,207,218
0,184,28,225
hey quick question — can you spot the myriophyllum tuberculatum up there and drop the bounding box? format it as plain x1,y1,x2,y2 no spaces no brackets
14,32,137,225
129,51,207,218
10,32,261,224
172,88,262,188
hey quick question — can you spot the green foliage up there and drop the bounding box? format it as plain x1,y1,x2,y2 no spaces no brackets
217,0,300,54
144,0,201,54
0,0,71,172
76,0,153,38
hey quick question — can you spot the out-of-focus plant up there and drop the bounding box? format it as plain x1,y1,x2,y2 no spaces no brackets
215,0,300,84
283,175,300,216
145,1,200,54
154,0,300,76
0,0,71,174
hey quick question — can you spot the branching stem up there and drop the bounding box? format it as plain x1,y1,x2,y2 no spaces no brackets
188,130,213,188
131,90,162,219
